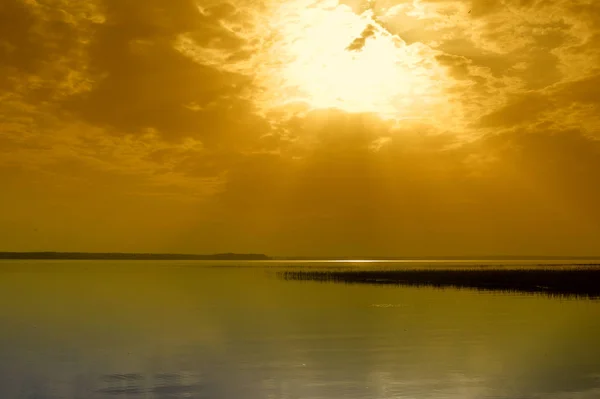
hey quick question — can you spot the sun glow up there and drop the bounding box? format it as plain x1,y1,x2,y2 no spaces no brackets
256,0,449,120
177,0,455,122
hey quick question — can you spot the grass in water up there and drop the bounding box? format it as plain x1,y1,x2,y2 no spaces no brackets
279,267,600,299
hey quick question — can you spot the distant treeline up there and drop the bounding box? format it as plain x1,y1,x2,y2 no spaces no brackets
280,268,600,299
0,252,271,260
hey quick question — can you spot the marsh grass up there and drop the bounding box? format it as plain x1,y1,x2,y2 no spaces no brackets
279,267,600,299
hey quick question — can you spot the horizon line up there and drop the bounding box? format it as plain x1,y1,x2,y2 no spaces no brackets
1,251,600,261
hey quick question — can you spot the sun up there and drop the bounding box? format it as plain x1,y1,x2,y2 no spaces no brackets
177,0,455,122
254,0,448,120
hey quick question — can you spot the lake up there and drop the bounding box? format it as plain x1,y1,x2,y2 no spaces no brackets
1,260,599,398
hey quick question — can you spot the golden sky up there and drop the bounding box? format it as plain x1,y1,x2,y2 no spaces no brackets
1,0,600,256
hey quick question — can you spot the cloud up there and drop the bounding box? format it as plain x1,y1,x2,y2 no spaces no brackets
478,93,551,127
477,72,600,130
0,0,102,100
346,24,377,51
56,0,268,144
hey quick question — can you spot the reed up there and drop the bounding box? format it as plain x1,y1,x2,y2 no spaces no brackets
279,267,600,299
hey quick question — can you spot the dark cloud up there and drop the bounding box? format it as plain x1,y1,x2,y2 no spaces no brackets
346,24,377,51
478,93,551,127
567,1,600,29
0,0,266,146
98,0,200,37
555,74,600,106
0,0,97,99
435,38,515,79
0,0,45,75
405,0,593,94
467,0,504,18
478,73,600,128
435,53,482,81
54,0,268,144
509,22,570,89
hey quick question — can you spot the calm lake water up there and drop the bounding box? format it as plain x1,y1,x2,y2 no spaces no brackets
1,260,599,399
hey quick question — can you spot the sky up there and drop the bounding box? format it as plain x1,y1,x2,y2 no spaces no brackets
1,0,599,256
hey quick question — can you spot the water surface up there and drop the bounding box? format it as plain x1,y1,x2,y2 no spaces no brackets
1,260,599,398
